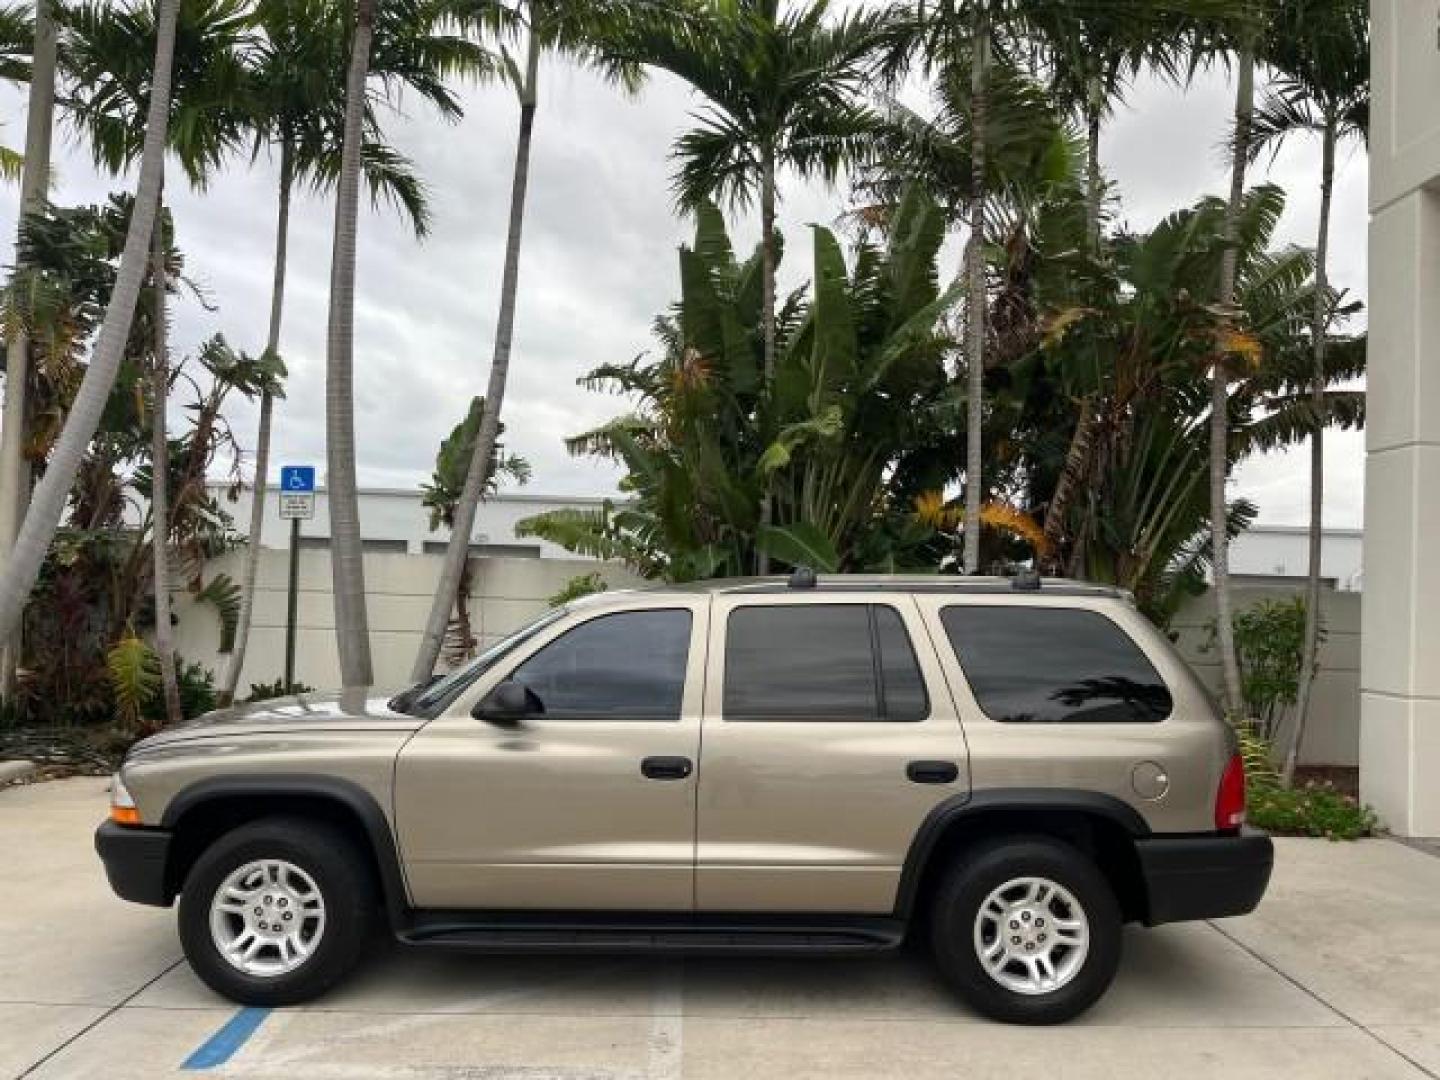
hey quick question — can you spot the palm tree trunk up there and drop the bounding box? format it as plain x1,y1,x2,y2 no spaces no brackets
963,11,990,576
326,0,377,688
221,137,294,704
1210,34,1253,720
1283,118,1335,786
149,188,182,727
0,0,58,698
756,144,777,575
1084,75,1103,255
0,0,179,645
411,31,539,682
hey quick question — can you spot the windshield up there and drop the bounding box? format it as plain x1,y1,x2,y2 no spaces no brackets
392,606,569,717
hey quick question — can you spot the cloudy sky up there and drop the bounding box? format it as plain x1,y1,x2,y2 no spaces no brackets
0,47,1369,529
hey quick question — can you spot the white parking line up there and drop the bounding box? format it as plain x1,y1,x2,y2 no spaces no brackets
646,961,683,1080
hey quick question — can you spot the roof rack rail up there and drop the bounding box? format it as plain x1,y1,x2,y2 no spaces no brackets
1011,568,1042,591
788,566,818,589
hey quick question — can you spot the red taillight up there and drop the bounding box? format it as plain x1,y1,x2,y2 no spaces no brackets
1215,752,1246,831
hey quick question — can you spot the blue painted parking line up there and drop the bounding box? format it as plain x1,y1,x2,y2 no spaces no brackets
181,1007,272,1071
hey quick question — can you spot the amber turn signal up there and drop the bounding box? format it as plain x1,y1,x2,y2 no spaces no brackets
109,804,142,826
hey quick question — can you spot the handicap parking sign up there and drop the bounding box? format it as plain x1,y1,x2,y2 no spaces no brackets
280,465,316,493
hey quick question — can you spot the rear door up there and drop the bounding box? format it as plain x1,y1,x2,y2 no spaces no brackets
395,596,708,911
695,593,969,913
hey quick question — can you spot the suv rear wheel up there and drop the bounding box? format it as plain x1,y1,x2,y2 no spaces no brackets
929,835,1121,1024
178,817,376,1006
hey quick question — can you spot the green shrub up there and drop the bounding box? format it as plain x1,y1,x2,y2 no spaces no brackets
548,572,608,608
1248,781,1377,841
136,655,218,725
1234,721,1376,839
244,678,315,703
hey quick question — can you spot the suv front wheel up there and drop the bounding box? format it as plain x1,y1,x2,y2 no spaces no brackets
930,835,1122,1024
178,817,376,1006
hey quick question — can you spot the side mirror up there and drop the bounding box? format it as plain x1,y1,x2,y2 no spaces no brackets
472,679,543,727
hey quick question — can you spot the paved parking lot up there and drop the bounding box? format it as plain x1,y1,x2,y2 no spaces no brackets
4,777,1440,1080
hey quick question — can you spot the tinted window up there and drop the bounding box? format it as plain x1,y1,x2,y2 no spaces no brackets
875,606,929,721
941,606,1171,723
511,609,691,720
724,604,928,721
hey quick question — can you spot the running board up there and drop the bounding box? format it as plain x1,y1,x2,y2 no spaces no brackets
397,912,906,956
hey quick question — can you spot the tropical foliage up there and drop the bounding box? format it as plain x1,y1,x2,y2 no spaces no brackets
520,186,960,578
421,396,529,665
3,197,270,727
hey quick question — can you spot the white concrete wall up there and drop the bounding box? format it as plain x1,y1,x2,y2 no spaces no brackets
173,551,644,694
1230,527,1363,592
1170,586,1361,768
174,554,1358,767
196,484,612,559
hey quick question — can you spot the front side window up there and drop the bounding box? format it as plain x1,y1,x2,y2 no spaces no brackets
510,609,692,720
940,606,1171,723
723,604,929,721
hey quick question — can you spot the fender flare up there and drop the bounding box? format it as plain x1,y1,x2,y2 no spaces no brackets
892,788,1150,920
162,774,410,929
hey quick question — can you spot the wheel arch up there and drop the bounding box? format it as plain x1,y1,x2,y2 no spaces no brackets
895,789,1151,926
161,775,410,930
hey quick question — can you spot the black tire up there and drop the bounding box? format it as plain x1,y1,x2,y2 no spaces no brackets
929,835,1122,1025
178,817,377,1006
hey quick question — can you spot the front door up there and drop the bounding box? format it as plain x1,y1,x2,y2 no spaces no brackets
395,598,707,911
695,594,970,914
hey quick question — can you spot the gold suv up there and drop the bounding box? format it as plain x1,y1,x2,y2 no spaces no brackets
96,573,1272,1024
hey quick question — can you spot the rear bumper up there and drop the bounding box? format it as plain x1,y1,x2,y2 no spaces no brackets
1136,827,1273,926
94,820,174,907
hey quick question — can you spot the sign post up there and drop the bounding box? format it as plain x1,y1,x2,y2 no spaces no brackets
278,466,316,689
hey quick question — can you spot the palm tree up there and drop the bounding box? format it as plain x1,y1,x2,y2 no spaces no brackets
411,0,642,681
1208,8,1262,720
322,0,494,688
614,0,893,574
1249,0,1366,782
0,0,53,701
60,0,252,724
1021,2,1225,253
892,1,988,574
326,0,378,687
858,31,1074,574
0,0,181,646
222,0,482,703
146,199,183,724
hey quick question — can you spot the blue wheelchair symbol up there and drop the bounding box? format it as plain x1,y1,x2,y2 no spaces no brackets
280,466,316,493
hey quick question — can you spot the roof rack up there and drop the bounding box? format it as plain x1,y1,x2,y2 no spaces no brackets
1011,568,1042,591
788,565,818,589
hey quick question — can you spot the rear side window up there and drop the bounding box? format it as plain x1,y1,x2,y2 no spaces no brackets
724,604,929,721
940,606,1171,723
511,609,691,720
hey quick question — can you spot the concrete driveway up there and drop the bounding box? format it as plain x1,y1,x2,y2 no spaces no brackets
3,778,1439,1080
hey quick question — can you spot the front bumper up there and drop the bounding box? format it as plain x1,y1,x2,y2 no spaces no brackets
94,820,174,907
1136,827,1274,925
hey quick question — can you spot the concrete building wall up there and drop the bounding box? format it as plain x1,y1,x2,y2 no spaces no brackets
1230,527,1363,592
175,553,1358,767
201,483,610,559
174,550,645,694
1170,586,1361,768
